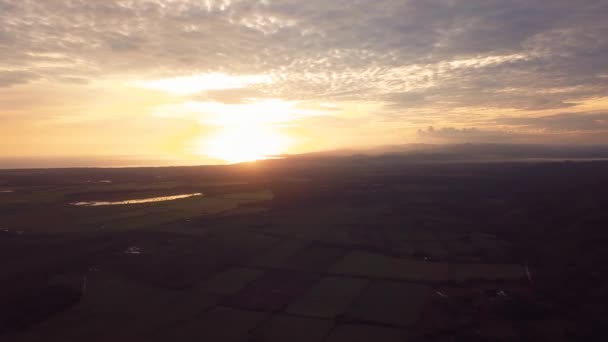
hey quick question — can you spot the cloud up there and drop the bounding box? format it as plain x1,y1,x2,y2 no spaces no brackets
192,87,267,104
0,70,38,87
134,73,272,95
2,0,606,100
151,99,328,126
498,112,608,131
418,126,521,144
418,111,608,144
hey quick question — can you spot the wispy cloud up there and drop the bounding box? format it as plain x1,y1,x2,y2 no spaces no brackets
134,73,272,95
151,99,328,126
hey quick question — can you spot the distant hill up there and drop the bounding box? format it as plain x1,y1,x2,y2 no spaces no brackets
289,143,608,163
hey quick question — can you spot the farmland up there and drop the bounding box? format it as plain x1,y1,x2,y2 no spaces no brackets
1,157,608,341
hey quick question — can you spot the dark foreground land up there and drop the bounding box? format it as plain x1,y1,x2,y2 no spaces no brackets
1,156,607,341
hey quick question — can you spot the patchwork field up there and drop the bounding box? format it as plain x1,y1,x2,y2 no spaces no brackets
1,159,608,341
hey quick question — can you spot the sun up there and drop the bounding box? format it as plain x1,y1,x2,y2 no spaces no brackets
198,125,290,163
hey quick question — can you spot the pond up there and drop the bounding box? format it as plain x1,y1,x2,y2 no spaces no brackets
71,193,203,206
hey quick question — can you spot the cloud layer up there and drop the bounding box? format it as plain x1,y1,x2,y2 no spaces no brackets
1,0,608,157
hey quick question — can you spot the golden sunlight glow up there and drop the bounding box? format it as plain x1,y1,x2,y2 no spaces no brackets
135,73,272,95
155,98,327,164
197,125,290,163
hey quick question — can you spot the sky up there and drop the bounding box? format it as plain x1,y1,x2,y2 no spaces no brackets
1,0,608,165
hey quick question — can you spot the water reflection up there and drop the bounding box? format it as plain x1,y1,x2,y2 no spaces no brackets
71,193,202,206
124,246,142,255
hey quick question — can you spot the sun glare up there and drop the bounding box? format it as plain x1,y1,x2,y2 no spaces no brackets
198,125,290,164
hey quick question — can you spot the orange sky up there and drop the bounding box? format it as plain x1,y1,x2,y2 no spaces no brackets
1,1,607,165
